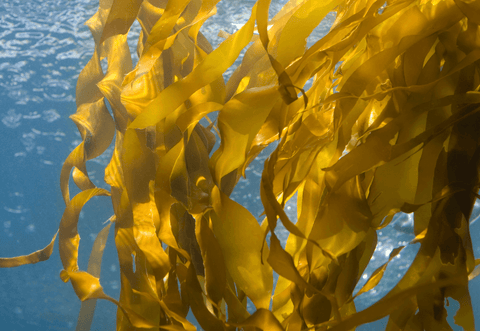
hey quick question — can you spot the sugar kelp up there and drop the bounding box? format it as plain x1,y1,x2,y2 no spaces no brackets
1,0,480,330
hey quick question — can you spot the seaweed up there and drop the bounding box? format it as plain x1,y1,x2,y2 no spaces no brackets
2,0,480,330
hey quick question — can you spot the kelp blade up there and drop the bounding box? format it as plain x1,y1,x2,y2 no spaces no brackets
1,0,480,330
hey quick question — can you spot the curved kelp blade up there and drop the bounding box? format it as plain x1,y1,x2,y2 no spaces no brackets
75,220,112,331
210,186,273,310
0,232,58,268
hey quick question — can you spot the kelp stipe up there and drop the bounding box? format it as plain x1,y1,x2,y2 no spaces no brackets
1,0,480,330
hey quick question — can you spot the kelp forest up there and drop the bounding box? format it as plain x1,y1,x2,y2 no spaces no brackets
1,0,480,329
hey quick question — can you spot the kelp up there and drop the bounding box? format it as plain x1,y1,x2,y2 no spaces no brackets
1,0,480,329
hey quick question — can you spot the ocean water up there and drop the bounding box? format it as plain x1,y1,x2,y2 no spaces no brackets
0,0,479,330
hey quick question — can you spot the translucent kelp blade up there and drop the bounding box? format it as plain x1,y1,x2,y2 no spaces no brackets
468,259,480,281
75,221,112,331
267,233,311,292
58,188,111,273
194,215,226,304
96,34,133,134
210,186,273,309
98,0,144,44
229,308,284,330
60,269,159,328
130,3,258,129
212,86,280,184
181,263,226,330
325,275,467,331
353,245,405,299
0,232,57,268
60,38,118,204
143,0,191,51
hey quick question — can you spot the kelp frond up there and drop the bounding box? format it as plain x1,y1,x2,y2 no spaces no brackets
2,0,480,330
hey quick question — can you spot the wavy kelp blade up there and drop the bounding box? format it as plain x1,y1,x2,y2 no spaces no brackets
75,221,112,331
130,3,258,129
60,36,119,204
122,129,171,278
195,214,226,305
257,0,297,104
210,186,273,309
182,263,226,330
58,188,111,273
212,86,280,184
468,259,480,281
98,0,144,44
142,0,191,52
256,0,342,105
353,245,405,299
0,232,57,268
60,270,159,328
326,275,468,331
158,299,197,331
267,233,311,292
229,308,284,330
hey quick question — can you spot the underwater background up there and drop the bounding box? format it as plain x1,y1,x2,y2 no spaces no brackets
0,0,479,330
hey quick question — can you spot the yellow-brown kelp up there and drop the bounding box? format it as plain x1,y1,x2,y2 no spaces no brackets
2,0,480,329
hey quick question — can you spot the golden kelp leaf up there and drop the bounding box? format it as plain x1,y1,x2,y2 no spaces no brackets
278,140,337,264
60,270,159,328
58,188,111,273
326,275,468,331
132,199,171,280
114,227,165,326
60,143,93,205
158,300,197,331
176,101,223,136
453,0,480,25
354,245,405,298
195,215,226,305
59,270,105,301
96,34,133,133
302,291,332,327
468,259,480,281
122,128,156,203
308,177,371,257
154,142,192,255
275,0,343,67
0,232,57,268
142,302,195,331
229,308,284,330
60,41,117,202
449,283,476,331
210,186,273,309
76,221,112,331
177,210,205,276
257,0,342,104
130,3,258,129
182,127,216,214
267,233,311,292
182,263,226,330
143,0,191,51
85,0,141,45
224,283,251,323
212,86,280,184
104,134,125,190
99,0,144,44
75,47,105,106
270,110,334,199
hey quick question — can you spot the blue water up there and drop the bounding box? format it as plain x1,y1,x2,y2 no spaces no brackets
1,0,479,330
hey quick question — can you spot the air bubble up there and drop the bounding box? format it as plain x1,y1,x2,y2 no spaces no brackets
2,109,22,128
